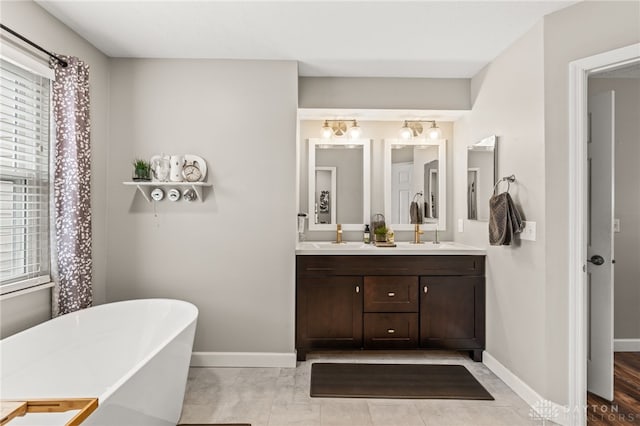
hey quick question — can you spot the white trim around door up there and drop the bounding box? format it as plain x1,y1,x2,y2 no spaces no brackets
568,42,640,426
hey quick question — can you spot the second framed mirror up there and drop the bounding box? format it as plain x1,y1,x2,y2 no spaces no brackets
383,138,447,231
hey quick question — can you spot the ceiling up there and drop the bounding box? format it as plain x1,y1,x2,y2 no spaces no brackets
36,1,579,78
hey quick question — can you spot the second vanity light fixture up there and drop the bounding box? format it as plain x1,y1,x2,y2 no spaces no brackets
321,119,362,139
400,120,442,140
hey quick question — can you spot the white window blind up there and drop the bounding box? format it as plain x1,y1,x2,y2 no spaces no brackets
0,57,51,294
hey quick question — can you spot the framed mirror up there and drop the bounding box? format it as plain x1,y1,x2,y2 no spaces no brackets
383,138,446,231
467,135,497,221
308,138,371,231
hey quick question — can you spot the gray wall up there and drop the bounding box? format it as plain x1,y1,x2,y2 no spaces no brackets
299,77,470,110
0,0,110,337
542,1,640,404
453,20,548,401
454,1,640,406
107,59,298,353
589,77,640,339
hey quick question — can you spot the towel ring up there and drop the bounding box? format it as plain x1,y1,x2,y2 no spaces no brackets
493,175,516,195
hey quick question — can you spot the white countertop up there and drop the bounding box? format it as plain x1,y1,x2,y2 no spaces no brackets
295,241,486,255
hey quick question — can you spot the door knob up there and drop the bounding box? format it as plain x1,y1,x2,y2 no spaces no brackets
587,255,605,266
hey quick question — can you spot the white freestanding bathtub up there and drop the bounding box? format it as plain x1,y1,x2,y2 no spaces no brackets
0,299,198,425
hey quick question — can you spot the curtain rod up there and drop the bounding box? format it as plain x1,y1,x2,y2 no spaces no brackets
1,23,68,68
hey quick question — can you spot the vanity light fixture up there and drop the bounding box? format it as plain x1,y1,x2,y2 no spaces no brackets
320,119,362,139
349,120,362,139
399,120,442,140
400,121,415,140
426,121,443,140
321,121,334,139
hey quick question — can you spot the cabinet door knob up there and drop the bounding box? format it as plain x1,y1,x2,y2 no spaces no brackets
423,286,428,294
387,292,395,297
355,285,360,293
387,329,395,334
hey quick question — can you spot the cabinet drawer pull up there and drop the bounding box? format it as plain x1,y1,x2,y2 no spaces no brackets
356,285,360,293
387,329,396,334
423,286,428,294
387,292,395,297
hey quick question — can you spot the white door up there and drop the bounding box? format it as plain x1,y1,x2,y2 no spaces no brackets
391,162,412,224
586,90,615,401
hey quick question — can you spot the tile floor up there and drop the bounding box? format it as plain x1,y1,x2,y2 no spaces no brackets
179,350,551,426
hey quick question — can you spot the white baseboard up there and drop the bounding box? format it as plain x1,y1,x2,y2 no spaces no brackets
483,351,569,426
614,338,640,352
190,351,297,368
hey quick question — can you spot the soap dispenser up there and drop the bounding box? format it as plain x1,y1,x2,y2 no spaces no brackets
364,225,371,244
297,213,307,242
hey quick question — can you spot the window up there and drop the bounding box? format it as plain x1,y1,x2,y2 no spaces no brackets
0,56,52,295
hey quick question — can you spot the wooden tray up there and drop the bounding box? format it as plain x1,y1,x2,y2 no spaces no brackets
1,398,98,426
374,242,396,247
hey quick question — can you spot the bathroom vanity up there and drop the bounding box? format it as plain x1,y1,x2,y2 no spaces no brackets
295,242,486,361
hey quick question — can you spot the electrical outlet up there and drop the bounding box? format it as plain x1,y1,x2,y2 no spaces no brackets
520,221,536,241
458,218,464,233
614,218,620,233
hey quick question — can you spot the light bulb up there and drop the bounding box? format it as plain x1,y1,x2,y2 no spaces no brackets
321,120,333,139
427,122,442,140
349,120,362,139
400,121,413,140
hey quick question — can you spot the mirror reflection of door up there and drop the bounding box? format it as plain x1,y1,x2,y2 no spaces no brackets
425,162,439,220
468,169,479,220
391,162,412,224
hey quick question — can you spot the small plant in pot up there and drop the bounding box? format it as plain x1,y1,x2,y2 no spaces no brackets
132,159,151,181
374,225,388,243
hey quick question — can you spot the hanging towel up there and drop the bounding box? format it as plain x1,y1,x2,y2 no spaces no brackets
410,201,423,224
489,192,523,245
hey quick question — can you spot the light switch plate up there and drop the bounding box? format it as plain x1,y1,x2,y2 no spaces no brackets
458,218,464,233
521,221,536,241
614,218,620,233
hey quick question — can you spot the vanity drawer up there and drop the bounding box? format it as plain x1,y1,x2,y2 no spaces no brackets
364,276,418,312
364,313,418,349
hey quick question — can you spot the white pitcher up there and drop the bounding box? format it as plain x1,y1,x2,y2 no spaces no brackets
169,155,185,182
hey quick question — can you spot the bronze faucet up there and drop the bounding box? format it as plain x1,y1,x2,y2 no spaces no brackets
335,224,343,244
412,223,424,244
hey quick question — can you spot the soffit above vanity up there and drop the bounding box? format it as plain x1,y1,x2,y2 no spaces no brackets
298,108,468,122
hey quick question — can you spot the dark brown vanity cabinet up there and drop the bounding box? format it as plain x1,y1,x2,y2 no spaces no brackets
296,276,363,354
296,255,485,361
420,276,485,361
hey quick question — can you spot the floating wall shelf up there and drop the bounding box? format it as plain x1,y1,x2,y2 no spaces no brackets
122,181,212,203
